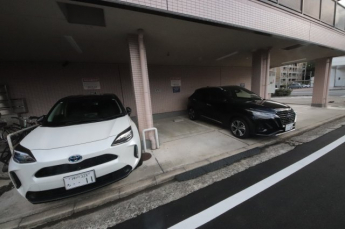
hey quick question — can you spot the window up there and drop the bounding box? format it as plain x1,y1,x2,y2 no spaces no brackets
336,4,345,30
207,88,224,103
321,0,336,25
224,87,261,100
279,0,302,12
304,0,321,19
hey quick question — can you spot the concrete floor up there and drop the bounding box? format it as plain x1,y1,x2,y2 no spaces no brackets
151,104,345,172
0,104,345,224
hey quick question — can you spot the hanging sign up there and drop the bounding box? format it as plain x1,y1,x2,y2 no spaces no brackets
171,78,181,87
82,78,101,90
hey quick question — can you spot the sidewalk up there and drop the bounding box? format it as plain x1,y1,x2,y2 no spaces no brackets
273,96,345,108
1,105,345,229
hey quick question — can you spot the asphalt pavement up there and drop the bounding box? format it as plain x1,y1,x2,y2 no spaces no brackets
113,125,345,229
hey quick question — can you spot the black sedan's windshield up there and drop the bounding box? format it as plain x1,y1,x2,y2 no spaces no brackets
224,87,262,100
45,96,124,126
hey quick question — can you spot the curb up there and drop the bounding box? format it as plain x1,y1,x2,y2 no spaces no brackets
1,114,345,229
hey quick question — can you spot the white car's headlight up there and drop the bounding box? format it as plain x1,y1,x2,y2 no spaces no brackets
112,127,133,146
13,145,36,163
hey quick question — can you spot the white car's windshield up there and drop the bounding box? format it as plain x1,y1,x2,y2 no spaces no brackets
45,96,124,126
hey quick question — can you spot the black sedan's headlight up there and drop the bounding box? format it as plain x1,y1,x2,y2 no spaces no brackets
247,109,277,119
13,145,36,163
112,127,133,146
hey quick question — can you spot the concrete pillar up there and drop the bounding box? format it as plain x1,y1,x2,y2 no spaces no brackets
311,58,332,107
128,30,156,149
251,49,271,99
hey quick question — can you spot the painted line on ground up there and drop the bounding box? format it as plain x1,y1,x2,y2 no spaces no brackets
169,135,345,229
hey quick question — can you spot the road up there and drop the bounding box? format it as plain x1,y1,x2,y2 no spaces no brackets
274,88,345,107
113,126,345,229
291,88,345,96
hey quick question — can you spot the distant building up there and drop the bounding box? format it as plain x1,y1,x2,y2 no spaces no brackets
330,57,345,88
271,63,307,88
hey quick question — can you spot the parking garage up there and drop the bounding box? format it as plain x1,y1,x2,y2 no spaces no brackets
2,0,345,147
2,0,345,225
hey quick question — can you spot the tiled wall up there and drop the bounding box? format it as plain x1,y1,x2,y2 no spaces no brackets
0,62,251,117
112,0,345,51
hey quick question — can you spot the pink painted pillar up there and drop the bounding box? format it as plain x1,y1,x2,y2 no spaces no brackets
251,49,271,99
311,58,332,107
128,30,156,149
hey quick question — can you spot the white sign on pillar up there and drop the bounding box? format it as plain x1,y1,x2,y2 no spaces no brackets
268,75,276,93
82,78,101,90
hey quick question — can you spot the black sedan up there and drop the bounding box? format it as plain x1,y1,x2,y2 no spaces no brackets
187,86,296,139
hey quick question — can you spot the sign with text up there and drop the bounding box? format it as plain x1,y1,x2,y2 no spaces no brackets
172,86,180,93
268,75,276,93
170,78,181,87
82,78,101,90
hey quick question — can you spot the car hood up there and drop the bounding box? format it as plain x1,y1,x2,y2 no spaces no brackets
241,99,290,110
20,116,131,150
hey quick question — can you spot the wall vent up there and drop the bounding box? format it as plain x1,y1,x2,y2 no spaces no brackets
58,2,106,27
282,44,305,50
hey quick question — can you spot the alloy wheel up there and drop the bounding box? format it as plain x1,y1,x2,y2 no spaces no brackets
231,120,246,137
188,108,196,120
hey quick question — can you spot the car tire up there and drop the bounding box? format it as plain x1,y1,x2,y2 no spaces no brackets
230,118,250,139
188,107,199,120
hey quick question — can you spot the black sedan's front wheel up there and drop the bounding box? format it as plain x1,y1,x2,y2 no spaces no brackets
230,118,249,139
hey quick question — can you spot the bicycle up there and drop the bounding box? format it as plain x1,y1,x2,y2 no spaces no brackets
0,115,40,172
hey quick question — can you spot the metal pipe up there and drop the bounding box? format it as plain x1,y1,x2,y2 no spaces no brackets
142,128,160,152
138,29,157,149
7,124,39,155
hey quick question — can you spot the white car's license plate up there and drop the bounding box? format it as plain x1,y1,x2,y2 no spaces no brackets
285,123,294,131
64,170,96,190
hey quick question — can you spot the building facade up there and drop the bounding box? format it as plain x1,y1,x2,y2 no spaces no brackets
330,56,345,88
1,0,345,145
273,63,307,88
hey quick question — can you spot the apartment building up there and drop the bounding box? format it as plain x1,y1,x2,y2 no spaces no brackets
2,0,345,146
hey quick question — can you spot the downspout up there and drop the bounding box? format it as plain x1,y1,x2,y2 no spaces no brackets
138,29,157,149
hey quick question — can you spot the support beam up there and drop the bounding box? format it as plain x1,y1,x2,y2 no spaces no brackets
251,49,271,99
311,58,332,107
128,30,156,149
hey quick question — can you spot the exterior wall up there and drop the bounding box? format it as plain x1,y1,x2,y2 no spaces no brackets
274,63,306,87
149,66,251,114
113,0,345,52
0,63,251,117
0,63,126,117
330,66,345,88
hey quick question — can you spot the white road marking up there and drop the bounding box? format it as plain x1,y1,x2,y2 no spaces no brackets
169,135,345,229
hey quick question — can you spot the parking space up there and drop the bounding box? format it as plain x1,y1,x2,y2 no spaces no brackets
1,104,345,225
2,1,345,227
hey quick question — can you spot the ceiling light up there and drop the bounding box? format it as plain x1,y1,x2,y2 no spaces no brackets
64,36,83,53
216,51,239,61
282,58,306,65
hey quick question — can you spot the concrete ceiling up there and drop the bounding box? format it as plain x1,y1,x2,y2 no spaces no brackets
1,0,344,67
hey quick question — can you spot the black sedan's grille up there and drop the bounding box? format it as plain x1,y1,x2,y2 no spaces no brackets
276,109,296,125
35,154,118,178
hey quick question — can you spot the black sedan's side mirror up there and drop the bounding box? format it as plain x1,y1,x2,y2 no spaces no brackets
126,107,132,116
37,115,46,125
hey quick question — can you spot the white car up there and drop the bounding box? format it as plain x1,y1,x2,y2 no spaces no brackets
8,94,141,204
